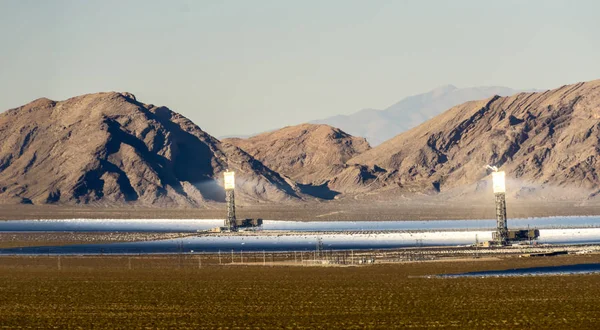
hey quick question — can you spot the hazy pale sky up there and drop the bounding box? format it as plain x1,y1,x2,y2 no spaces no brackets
1,0,599,137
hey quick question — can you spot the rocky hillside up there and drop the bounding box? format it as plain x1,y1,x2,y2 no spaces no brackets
0,92,302,206
348,80,600,199
224,124,370,186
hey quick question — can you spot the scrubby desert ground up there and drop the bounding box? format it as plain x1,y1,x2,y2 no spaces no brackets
2,200,600,328
0,254,599,329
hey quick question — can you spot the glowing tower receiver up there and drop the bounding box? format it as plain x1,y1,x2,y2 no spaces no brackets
492,171,506,193
489,168,508,244
224,171,235,190
223,170,237,231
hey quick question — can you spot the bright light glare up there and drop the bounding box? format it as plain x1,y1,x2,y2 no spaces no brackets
492,171,506,193
224,171,235,190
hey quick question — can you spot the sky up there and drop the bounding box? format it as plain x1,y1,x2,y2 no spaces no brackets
1,0,599,137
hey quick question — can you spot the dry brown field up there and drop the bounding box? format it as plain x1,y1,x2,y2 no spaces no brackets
0,254,600,329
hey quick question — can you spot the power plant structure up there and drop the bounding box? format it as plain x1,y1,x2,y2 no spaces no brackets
211,170,263,233
491,169,509,245
487,166,539,246
224,170,237,231
216,167,539,242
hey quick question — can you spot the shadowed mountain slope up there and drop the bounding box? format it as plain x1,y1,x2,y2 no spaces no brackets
0,92,302,206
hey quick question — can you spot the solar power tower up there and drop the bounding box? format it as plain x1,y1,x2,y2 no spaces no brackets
223,170,237,232
491,169,508,245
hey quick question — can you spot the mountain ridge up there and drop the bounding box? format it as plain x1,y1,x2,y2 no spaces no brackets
348,79,600,200
0,92,306,206
312,85,538,146
1,79,599,206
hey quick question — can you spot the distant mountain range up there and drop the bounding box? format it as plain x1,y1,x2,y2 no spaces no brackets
312,85,539,146
1,80,599,206
233,80,600,201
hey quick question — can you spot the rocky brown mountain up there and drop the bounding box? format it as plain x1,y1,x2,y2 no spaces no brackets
0,92,302,206
348,79,600,199
224,124,370,187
